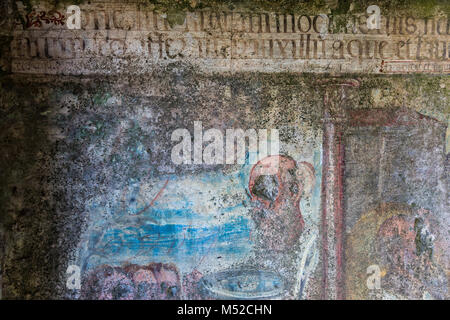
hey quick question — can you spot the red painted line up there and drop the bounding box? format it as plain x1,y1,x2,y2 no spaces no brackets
136,178,169,215
335,130,345,300
321,95,331,299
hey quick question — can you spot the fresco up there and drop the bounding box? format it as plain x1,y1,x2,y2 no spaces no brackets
343,110,449,300
73,98,323,299
1,0,449,301
64,85,448,301
346,203,448,300
77,153,322,299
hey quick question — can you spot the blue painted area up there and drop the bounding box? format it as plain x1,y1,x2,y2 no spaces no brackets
79,149,322,277
100,215,250,254
83,214,252,272
81,168,254,272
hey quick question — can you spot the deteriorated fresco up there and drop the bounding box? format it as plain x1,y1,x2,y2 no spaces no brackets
0,0,448,300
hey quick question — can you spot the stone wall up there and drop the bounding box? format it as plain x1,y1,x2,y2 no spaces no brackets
0,0,448,299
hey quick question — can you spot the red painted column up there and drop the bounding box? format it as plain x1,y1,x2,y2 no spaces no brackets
319,79,359,300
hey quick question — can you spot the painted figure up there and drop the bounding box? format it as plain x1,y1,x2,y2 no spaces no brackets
81,263,182,300
248,155,315,251
375,213,447,299
346,203,448,300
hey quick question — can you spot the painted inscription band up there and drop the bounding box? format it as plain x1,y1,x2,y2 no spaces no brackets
11,5,450,74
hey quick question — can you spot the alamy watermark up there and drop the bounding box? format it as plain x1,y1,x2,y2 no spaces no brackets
66,265,81,290
66,5,81,30
171,122,279,167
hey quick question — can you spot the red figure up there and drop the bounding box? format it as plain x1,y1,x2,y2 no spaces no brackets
248,155,315,251
81,263,182,300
